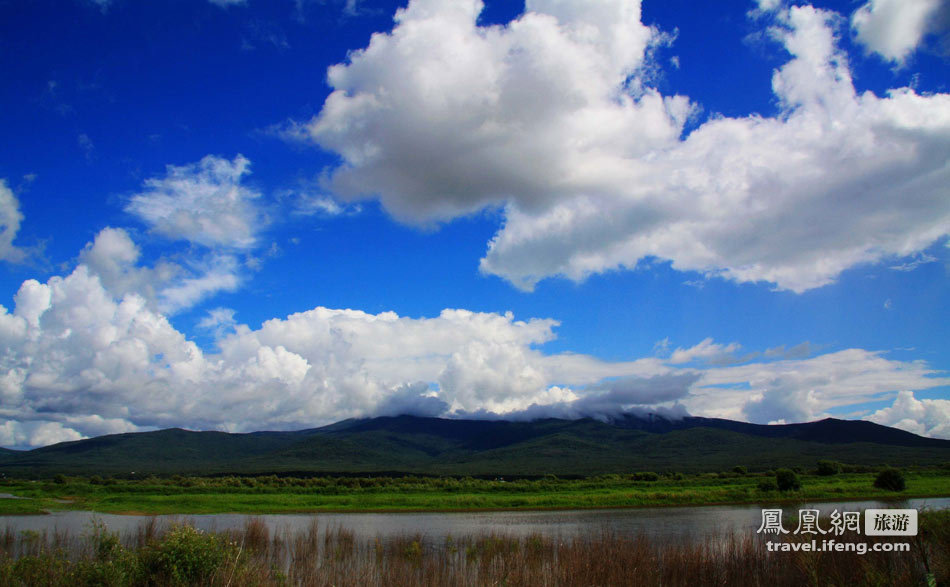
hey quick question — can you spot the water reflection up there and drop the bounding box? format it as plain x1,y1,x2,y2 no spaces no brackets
2,498,947,544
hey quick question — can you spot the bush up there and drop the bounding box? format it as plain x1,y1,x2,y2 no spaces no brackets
139,525,242,585
757,478,778,492
732,466,747,475
86,519,122,562
816,460,841,476
775,469,801,491
74,520,143,585
874,468,906,492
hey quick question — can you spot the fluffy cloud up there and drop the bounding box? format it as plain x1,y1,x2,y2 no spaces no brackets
0,180,27,263
0,266,211,446
298,0,950,293
126,155,264,250
2,260,948,445
851,0,945,64
0,421,84,448
0,264,592,443
300,0,678,224
687,348,950,427
198,307,238,339
79,227,241,314
0,416,145,449
80,227,175,305
867,391,950,438
157,254,241,313
79,154,274,315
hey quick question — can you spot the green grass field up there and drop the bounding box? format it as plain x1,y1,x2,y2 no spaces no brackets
1,467,947,515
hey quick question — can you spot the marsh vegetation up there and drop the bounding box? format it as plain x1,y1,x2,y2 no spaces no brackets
1,466,946,515
1,510,947,586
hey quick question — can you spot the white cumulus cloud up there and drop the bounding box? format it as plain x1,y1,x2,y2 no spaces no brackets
295,0,950,293
79,227,241,315
689,348,950,427
2,262,948,445
300,0,678,224
126,155,265,250
0,421,84,448
1,263,615,441
851,0,945,65
868,390,950,438
156,254,241,314
81,154,274,315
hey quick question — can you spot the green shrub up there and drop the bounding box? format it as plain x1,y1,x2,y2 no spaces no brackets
874,468,906,492
139,525,242,585
757,478,778,492
775,469,801,491
816,460,841,476
732,466,747,475
9,555,71,585
86,520,122,562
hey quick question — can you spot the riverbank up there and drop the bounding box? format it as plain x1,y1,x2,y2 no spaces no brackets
2,468,948,515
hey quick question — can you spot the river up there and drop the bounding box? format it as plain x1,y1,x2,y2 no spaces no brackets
2,497,947,543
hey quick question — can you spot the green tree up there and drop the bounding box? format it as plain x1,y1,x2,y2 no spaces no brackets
775,468,801,491
816,460,841,476
874,468,906,491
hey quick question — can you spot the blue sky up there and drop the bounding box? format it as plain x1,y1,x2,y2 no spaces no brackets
0,0,948,448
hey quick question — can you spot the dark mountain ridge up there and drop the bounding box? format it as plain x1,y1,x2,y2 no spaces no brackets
609,414,948,448
0,414,946,477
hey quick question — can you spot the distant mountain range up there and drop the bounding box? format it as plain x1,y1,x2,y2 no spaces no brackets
1,415,947,477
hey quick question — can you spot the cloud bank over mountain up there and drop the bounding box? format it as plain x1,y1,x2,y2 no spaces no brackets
0,234,947,447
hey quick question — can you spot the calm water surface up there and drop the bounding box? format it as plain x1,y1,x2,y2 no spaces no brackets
2,498,947,543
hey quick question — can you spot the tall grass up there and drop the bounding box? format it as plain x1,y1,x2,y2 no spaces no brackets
1,511,946,585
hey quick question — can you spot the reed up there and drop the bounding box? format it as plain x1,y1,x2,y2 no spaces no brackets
0,510,946,585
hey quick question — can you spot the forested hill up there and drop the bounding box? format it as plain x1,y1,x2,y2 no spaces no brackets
0,415,946,477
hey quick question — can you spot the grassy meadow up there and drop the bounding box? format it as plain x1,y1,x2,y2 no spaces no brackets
1,465,947,516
